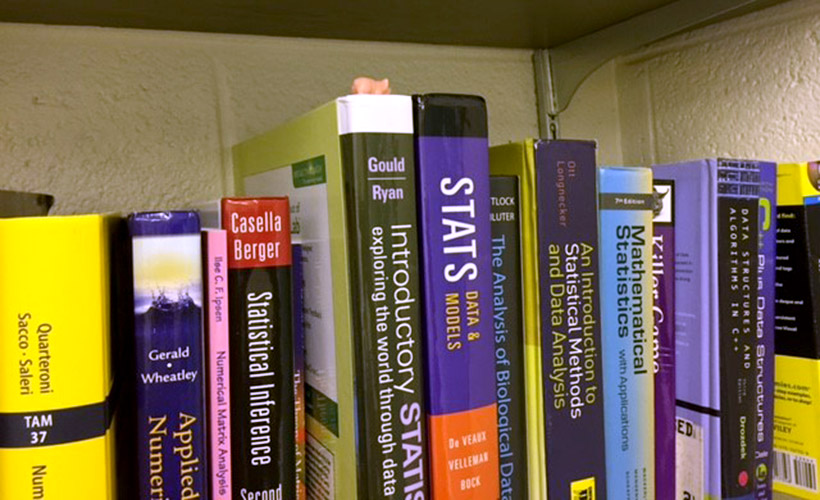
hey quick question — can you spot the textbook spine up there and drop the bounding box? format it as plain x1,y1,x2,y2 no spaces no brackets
491,175,529,499
337,96,429,499
755,163,776,499
414,94,499,498
598,167,656,500
129,211,209,500
205,228,232,500
222,197,296,500
536,140,607,500
652,179,676,499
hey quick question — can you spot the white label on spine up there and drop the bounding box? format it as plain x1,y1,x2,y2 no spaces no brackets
336,95,413,135
676,416,704,500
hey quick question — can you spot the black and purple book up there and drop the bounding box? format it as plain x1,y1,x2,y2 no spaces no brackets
756,163,776,499
222,197,295,500
535,140,607,499
491,175,529,499
652,179,676,499
128,211,209,500
413,94,499,498
293,243,306,500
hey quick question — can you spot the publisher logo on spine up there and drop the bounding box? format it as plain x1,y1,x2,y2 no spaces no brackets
653,181,674,224
571,477,596,500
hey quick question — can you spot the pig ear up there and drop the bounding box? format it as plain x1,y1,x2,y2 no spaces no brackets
351,77,391,95
351,77,371,94
376,78,391,94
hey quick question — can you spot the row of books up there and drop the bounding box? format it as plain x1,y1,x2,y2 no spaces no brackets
1,93,820,500
0,197,302,499
229,94,764,500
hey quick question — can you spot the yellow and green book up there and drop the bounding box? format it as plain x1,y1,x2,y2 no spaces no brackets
0,215,120,500
489,140,545,500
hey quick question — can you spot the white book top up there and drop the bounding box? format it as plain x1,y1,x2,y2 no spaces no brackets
336,94,413,135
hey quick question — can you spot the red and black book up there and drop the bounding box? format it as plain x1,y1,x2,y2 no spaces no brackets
222,197,295,500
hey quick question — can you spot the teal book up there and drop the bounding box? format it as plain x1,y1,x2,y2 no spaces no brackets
598,166,656,500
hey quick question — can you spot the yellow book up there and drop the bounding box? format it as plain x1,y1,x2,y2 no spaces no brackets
773,162,820,498
490,140,546,500
0,215,118,500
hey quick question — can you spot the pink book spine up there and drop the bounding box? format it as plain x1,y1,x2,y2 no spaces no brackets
206,229,232,500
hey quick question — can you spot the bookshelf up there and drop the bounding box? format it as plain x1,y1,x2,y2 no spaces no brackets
0,0,779,48
0,1,814,499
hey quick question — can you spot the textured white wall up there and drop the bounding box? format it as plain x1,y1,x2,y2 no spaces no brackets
9,0,810,215
0,23,538,214
561,0,820,166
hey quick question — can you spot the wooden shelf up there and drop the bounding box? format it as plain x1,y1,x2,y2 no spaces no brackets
0,0,782,49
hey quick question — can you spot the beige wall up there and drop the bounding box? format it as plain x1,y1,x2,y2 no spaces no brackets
562,0,820,167
5,0,815,215
0,23,538,214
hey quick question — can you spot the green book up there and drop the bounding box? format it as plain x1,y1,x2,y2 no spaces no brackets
233,95,429,500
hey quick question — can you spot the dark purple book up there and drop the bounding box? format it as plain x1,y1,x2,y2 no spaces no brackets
128,211,209,500
293,244,306,500
413,94,499,497
756,162,776,499
652,180,676,498
535,139,607,499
